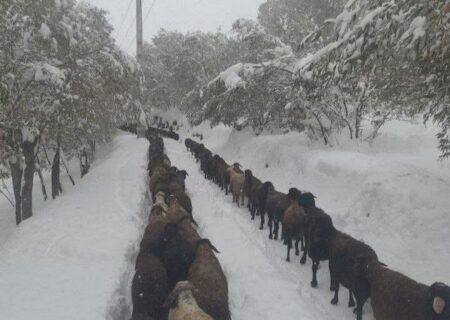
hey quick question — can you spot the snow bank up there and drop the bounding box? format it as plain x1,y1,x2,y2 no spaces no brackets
0,133,149,320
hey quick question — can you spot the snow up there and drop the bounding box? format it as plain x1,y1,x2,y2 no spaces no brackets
209,63,257,90
0,119,448,320
294,3,389,75
0,133,149,320
211,63,245,89
26,62,66,86
39,23,51,39
400,16,427,46
174,119,450,319
21,127,37,143
165,139,350,320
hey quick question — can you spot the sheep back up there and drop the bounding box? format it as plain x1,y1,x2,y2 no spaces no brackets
132,253,170,320
188,244,230,320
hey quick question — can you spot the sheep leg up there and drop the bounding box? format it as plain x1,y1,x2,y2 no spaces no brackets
354,298,364,320
348,290,356,307
329,260,337,291
294,238,300,256
286,237,292,262
259,211,265,230
268,217,273,239
331,282,340,305
273,221,279,240
300,237,308,264
300,235,305,251
311,260,319,287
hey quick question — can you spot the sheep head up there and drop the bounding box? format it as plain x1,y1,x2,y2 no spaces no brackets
168,194,178,206
288,188,302,201
298,192,316,208
177,170,189,180
150,205,165,216
196,239,221,254
163,281,196,308
430,282,450,318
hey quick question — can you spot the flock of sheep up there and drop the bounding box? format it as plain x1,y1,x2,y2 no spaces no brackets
184,137,450,320
131,134,231,320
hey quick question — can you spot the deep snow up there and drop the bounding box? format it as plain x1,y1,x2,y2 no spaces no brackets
0,118,448,320
0,133,149,320
165,117,450,320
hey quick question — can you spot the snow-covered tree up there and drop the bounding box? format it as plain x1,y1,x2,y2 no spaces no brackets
0,0,142,224
295,0,450,154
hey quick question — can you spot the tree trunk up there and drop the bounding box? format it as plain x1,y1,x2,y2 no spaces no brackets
312,112,329,145
37,166,48,201
52,143,62,199
80,148,90,177
10,160,23,225
21,139,37,221
60,151,75,186
355,106,362,140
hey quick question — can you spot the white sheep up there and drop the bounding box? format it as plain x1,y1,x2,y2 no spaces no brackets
164,281,213,320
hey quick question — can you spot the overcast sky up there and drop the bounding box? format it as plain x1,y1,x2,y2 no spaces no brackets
83,0,265,55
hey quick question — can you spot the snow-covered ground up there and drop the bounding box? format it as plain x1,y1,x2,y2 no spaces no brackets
0,118,448,320
188,121,450,285
165,118,450,319
0,133,149,320
166,138,366,320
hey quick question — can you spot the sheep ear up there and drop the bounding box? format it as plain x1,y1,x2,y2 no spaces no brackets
207,240,221,254
189,217,199,227
433,296,446,314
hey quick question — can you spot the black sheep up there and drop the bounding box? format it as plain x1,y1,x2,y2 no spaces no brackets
161,223,196,287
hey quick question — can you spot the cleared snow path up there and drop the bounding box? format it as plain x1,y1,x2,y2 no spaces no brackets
0,133,149,320
165,138,376,320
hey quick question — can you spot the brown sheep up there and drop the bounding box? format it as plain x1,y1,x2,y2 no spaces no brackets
243,170,263,219
225,163,243,195
154,191,169,213
139,205,170,259
260,181,292,240
175,215,201,248
148,154,171,175
230,171,245,207
282,201,307,262
131,252,170,320
366,264,450,320
167,195,193,221
168,190,192,216
149,166,168,194
188,239,231,320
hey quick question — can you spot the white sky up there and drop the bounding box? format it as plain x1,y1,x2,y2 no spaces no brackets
83,0,266,55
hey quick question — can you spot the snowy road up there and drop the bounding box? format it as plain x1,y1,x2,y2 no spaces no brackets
165,138,376,320
0,133,149,320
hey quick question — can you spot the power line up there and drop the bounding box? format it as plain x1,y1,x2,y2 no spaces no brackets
116,0,134,36
119,8,137,47
126,0,157,52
